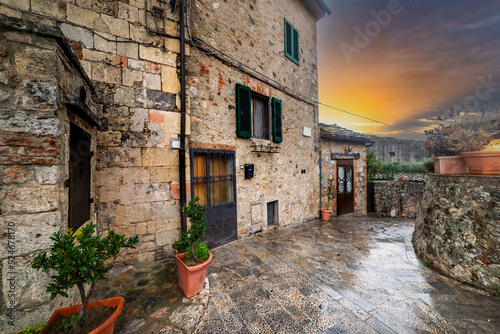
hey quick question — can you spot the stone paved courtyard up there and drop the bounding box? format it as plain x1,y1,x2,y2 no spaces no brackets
197,217,500,334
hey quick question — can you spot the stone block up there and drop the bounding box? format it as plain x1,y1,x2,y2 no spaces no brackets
32,0,66,19
130,108,149,132
141,148,178,167
146,62,162,74
143,73,161,91
97,131,122,146
136,222,148,235
152,201,178,220
2,255,52,312
0,212,61,255
94,34,116,53
165,20,178,36
136,89,175,111
122,68,143,87
95,167,123,187
105,106,130,131
117,42,139,59
80,60,92,77
101,14,130,39
99,147,142,168
161,65,180,93
1,166,30,184
139,45,176,66
60,23,93,49
118,3,139,23
35,166,59,185
130,25,156,45
14,47,56,81
3,185,58,214
0,4,22,18
114,86,136,107
112,224,136,238
128,59,146,71
82,49,106,62
92,63,121,85
66,4,101,28
137,241,156,251
1,0,30,11
137,251,155,263
156,230,179,246
129,0,145,9
149,167,178,183
21,80,58,111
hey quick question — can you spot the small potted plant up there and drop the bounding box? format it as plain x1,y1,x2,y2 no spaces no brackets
320,177,335,221
423,159,434,173
33,222,139,334
173,197,212,298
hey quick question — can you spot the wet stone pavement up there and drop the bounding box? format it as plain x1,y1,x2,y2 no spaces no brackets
197,217,500,334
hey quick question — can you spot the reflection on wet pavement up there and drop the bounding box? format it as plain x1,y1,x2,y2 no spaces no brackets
197,217,500,334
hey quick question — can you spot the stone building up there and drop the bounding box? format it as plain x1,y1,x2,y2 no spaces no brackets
0,0,331,330
319,123,372,216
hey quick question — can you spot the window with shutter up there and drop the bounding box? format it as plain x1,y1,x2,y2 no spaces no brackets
284,18,299,65
272,98,283,143
236,83,252,138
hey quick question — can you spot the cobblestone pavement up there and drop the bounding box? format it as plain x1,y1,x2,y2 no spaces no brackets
197,217,500,334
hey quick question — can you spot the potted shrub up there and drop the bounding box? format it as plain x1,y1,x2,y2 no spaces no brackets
320,177,335,221
33,222,139,334
423,159,434,173
173,197,212,298
423,104,499,174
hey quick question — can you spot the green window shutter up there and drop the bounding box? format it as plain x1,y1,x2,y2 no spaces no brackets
284,18,300,65
272,98,283,143
236,83,251,138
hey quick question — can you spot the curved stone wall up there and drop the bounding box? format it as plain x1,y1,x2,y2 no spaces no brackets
413,174,500,293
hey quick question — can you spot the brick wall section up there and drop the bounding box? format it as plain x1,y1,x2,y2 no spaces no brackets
319,140,367,216
0,25,100,332
187,0,321,235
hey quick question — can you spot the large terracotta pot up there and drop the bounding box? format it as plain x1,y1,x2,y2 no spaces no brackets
433,156,467,174
460,151,500,175
320,208,333,221
176,251,212,298
40,296,125,334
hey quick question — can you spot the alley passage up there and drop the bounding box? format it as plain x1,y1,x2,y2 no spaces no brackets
197,217,500,334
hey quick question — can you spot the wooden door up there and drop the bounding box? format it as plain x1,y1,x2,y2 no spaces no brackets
337,160,354,215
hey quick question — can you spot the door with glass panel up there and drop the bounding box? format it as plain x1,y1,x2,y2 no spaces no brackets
337,160,354,215
190,149,237,248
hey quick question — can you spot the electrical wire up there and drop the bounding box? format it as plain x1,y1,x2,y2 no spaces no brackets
2,1,422,135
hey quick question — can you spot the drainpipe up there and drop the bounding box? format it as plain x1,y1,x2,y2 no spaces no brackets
179,0,187,233
319,149,322,210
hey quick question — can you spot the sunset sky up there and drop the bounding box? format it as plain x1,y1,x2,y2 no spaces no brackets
317,0,500,140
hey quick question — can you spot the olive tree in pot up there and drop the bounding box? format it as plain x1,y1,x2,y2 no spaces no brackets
320,177,335,221
173,197,212,298
33,222,138,334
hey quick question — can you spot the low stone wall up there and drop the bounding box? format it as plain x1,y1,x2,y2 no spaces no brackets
374,181,424,218
413,174,500,293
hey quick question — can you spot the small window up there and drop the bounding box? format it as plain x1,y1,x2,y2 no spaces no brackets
236,84,283,142
69,123,92,230
284,18,299,65
267,201,278,226
252,93,269,140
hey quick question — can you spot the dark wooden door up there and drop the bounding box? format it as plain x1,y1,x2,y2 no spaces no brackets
337,160,354,215
190,149,237,249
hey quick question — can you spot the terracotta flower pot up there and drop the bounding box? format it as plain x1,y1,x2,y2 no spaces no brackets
176,251,212,298
320,208,333,221
433,156,467,174
40,296,125,334
460,151,500,175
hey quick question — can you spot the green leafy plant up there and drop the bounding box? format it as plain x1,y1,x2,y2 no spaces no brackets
57,314,89,332
423,159,434,173
173,197,209,265
17,323,47,334
366,152,382,181
423,259,429,267
322,177,335,210
32,222,139,334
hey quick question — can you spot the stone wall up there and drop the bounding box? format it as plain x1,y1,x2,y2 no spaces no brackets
367,135,426,162
373,180,424,218
0,18,101,332
413,174,500,293
187,0,321,234
319,140,367,215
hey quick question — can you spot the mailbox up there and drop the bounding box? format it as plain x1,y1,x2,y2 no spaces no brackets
244,164,254,179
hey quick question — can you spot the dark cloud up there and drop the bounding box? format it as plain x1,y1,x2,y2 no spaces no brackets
318,0,500,139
